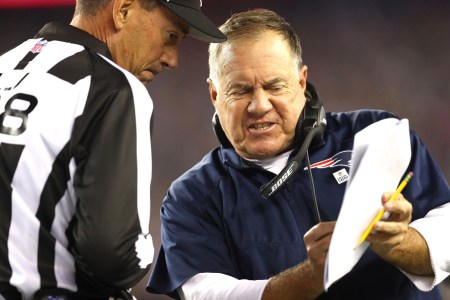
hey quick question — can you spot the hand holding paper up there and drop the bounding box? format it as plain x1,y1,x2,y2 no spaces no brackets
354,171,414,249
324,118,412,290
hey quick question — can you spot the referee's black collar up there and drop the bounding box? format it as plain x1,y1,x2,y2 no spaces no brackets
35,22,113,60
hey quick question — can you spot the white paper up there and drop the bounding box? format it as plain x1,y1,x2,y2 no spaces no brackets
324,118,412,290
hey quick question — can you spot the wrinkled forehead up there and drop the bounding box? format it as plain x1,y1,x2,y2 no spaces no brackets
218,35,298,78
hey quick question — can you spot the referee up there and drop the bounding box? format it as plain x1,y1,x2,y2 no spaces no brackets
0,0,225,299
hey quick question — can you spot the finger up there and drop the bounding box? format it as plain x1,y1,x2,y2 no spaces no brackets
304,221,336,243
382,192,394,204
372,220,408,235
382,191,408,204
384,196,412,222
306,230,334,266
367,219,408,248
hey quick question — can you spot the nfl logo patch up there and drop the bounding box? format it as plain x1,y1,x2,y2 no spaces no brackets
31,40,48,53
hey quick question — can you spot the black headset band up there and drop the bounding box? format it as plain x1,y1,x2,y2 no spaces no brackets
260,124,325,198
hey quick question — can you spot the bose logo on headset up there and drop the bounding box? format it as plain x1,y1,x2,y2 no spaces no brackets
269,161,297,195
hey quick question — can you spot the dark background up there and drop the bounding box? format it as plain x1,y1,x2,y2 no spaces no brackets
1,0,449,299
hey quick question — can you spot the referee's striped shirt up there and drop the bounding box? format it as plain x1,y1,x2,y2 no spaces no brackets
0,22,154,299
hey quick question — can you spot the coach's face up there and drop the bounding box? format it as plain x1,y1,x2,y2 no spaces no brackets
109,0,188,84
209,31,308,160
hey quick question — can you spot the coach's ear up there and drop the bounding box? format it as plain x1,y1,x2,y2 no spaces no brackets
207,78,218,107
298,65,308,92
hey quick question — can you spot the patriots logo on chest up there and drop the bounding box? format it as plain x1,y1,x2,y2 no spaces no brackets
305,150,353,170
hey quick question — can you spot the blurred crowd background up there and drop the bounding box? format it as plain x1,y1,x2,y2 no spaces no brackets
1,0,449,299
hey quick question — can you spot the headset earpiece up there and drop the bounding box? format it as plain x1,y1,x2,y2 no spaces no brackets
212,113,233,148
297,81,326,147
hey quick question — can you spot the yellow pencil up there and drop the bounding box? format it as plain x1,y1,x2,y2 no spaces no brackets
354,171,414,249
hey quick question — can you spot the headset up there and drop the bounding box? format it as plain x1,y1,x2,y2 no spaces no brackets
212,81,327,223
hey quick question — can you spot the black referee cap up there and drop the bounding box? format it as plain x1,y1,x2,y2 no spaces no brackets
158,0,226,43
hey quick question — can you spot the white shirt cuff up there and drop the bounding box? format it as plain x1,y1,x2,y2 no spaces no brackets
178,272,268,300
403,203,450,291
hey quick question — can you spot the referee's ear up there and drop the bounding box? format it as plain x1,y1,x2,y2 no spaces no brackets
112,0,137,30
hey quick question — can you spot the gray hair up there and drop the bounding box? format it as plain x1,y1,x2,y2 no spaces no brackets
74,0,158,16
208,9,303,83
